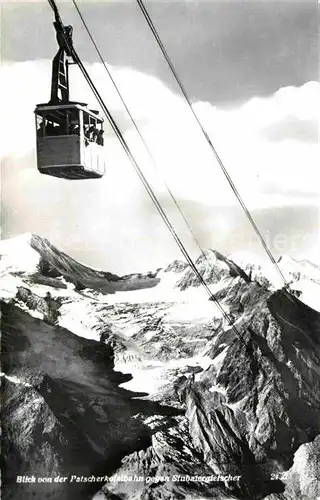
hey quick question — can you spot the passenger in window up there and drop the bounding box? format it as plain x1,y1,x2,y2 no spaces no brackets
97,129,104,146
37,121,46,137
70,123,80,135
83,124,90,146
84,124,90,139
88,125,97,142
46,122,56,136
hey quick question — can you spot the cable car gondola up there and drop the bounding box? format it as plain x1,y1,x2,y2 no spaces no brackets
34,6,105,180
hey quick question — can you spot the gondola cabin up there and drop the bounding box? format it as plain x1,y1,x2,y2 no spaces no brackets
34,102,105,180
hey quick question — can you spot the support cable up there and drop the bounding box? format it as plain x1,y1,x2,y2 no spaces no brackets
72,0,236,304
46,0,251,346
136,0,288,287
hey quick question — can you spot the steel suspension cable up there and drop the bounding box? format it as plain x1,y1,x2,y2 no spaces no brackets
48,1,320,406
71,0,236,308
136,0,288,287
46,0,250,346
72,0,270,350
76,58,240,331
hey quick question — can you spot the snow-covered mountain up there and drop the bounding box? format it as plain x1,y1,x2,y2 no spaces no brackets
277,255,320,312
0,233,163,297
230,251,320,312
1,234,320,500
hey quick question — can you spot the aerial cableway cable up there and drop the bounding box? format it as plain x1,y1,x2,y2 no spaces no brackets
71,0,258,349
71,0,238,318
75,59,239,332
136,0,288,288
46,0,250,346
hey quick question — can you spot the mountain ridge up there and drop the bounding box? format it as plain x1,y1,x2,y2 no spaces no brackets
1,233,320,500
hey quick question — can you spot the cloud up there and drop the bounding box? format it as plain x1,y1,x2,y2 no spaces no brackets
1,60,319,270
192,81,319,205
1,60,318,202
260,117,318,143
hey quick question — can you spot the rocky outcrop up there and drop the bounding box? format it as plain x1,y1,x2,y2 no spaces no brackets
95,417,241,500
30,273,68,289
177,249,250,290
263,434,320,500
16,286,62,324
164,259,188,273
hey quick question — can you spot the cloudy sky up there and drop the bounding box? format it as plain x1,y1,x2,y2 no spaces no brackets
1,0,319,273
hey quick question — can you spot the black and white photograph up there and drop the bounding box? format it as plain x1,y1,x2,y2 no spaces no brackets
1,0,319,499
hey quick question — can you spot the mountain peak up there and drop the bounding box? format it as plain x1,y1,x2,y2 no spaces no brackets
176,248,250,291
164,259,188,273
0,233,40,273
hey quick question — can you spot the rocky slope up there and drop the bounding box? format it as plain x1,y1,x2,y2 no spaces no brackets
1,302,180,500
1,234,320,500
91,288,320,500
